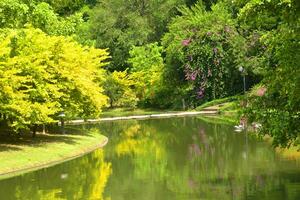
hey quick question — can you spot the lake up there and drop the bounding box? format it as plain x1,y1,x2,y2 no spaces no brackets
0,116,300,200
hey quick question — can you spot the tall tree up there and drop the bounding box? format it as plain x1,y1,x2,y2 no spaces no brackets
0,27,109,133
240,0,300,147
86,0,185,71
162,2,246,107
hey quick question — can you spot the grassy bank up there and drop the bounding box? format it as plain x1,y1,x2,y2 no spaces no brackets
0,130,107,179
195,95,241,111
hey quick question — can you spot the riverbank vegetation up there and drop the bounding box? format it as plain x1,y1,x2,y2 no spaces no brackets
0,128,107,178
0,0,299,150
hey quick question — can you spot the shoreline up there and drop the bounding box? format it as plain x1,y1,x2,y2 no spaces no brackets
65,111,218,125
1,110,298,180
0,133,108,180
0,112,215,180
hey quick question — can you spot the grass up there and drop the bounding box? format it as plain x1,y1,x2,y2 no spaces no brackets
0,129,107,179
194,95,241,124
195,95,241,111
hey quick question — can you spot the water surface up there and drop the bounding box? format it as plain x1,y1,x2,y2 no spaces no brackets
0,117,300,200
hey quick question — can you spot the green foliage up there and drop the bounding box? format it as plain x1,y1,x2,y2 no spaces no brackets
104,71,138,109
86,0,185,71
0,27,109,132
162,2,245,107
128,43,165,106
0,0,298,148
42,0,87,15
0,0,86,37
195,95,241,111
240,0,300,147
0,0,29,28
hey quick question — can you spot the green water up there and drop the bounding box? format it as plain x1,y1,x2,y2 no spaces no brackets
0,117,300,200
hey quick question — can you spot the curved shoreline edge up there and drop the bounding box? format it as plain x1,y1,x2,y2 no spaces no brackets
0,111,215,180
65,111,218,125
0,112,214,181
0,136,108,180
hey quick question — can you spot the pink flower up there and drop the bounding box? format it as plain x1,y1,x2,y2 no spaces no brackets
182,38,191,46
256,87,267,96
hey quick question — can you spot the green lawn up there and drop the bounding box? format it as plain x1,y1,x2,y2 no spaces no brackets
0,130,107,179
195,95,241,111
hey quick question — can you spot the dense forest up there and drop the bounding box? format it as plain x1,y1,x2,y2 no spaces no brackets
0,0,299,147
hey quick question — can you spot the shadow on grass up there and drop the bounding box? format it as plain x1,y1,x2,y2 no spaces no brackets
0,132,83,152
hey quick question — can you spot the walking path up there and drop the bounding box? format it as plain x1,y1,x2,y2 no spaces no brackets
65,110,218,125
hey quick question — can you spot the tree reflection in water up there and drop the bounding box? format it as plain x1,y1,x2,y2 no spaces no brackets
99,117,300,200
1,117,300,200
0,130,112,200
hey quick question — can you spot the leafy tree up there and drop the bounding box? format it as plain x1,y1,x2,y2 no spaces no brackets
0,1,86,37
41,0,87,15
103,71,138,108
0,0,29,28
162,2,245,107
86,0,185,71
240,0,300,147
128,42,165,107
0,27,109,134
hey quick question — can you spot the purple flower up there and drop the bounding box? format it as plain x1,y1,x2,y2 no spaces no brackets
184,65,200,81
206,32,212,36
197,88,205,99
185,70,198,81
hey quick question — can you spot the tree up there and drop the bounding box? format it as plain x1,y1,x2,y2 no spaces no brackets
240,0,300,147
0,27,109,134
128,42,165,107
103,71,138,108
0,0,29,28
0,1,86,37
162,2,246,108
86,0,185,71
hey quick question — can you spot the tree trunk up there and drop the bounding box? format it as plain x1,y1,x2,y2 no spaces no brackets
110,99,113,108
32,124,37,138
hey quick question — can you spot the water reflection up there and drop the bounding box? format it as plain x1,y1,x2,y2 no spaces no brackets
0,117,300,200
0,148,112,200
99,118,300,200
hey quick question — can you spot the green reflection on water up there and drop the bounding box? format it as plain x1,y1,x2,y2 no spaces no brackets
1,117,300,200
0,146,112,200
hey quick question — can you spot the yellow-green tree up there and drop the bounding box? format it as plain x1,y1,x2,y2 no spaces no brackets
103,71,138,108
0,27,109,134
128,42,165,107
